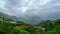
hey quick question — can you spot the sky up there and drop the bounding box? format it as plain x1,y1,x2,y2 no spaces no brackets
0,0,60,19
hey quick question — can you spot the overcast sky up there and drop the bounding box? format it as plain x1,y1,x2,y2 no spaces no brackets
0,0,60,19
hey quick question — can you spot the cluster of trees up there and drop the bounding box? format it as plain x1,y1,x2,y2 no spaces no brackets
38,19,60,34
0,17,60,34
0,18,30,34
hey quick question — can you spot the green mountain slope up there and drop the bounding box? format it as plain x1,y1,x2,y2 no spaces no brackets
0,12,24,21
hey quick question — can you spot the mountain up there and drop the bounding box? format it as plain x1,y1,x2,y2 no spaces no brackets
0,12,24,22
0,12,60,25
23,15,44,25
44,12,60,20
0,12,44,25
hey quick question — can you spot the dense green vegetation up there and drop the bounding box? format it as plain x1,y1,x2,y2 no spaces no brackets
0,17,60,34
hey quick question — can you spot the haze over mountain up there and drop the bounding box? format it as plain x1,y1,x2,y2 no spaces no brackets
0,12,43,25
0,12,24,21
0,0,60,24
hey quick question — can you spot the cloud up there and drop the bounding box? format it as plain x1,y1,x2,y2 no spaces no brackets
0,0,60,19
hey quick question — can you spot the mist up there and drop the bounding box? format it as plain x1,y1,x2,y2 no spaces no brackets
0,0,60,20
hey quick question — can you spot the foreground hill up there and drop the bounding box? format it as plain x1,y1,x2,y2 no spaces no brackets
0,17,60,34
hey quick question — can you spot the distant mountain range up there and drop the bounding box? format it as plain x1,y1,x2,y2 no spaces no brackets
0,12,24,21
0,12,60,25
0,12,43,25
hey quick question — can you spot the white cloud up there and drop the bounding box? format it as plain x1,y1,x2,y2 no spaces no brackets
0,0,5,8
